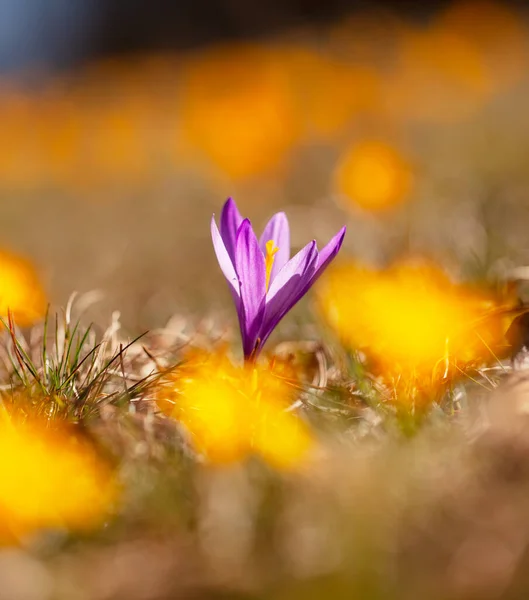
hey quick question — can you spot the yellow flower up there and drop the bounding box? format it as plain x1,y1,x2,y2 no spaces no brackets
385,24,492,123
0,417,117,542
158,352,313,469
0,250,46,326
79,101,151,188
317,260,512,388
335,140,412,211
278,47,381,140
0,94,37,190
179,43,300,180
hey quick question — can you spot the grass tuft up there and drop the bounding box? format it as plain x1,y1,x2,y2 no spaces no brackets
0,295,155,420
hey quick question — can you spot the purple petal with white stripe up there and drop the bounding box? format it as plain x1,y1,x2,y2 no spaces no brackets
235,219,267,357
211,216,240,303
304,226,347,291
220,197,243,263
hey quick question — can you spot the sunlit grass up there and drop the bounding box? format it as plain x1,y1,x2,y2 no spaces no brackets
0,297,153,420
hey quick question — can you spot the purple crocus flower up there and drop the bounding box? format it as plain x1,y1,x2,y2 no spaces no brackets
211,197,346,360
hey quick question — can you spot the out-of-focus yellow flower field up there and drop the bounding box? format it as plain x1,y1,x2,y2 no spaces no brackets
0,0,527,330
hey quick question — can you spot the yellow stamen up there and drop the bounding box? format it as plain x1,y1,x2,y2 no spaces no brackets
265,240,279,291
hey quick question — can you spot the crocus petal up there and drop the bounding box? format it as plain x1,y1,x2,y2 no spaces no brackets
258,241,318,348
235,219,267,357
266,240,317,302
305,226,347,289
259,212,290,283
220,197,244,263
211,216,240,302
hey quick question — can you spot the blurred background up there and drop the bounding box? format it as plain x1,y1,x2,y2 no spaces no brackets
2,0,529,332
3,6,529,597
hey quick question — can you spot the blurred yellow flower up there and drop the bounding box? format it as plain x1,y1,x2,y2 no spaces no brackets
335,140,412,211
0,57,176,192
278,47,381,140
179,44,300,180
385,24,492,123
34,94,84,187
317,260,511,386
158,352,313,469
0,250,46,326
0,93,36,190
0,417,116,542
79,100,152,188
